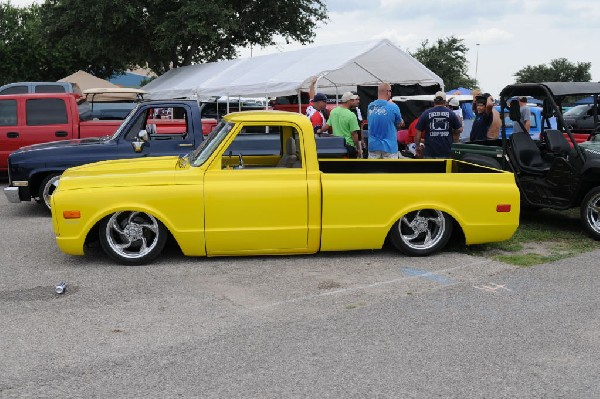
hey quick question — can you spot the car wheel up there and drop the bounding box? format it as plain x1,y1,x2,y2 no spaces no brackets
390,209,453,256
581,187,600,240
38,173,61,211
99,211,168,265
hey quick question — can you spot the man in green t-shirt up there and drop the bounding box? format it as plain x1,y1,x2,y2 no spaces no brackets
321,92,362,158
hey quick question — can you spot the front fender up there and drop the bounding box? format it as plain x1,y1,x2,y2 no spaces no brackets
52,184,206,257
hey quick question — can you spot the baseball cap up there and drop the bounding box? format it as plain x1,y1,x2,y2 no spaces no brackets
312,93,327,102
341,91,359,103
449,97,459,107
434,91,446,101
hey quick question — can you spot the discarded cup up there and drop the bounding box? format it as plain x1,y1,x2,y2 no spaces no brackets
55,282,67,294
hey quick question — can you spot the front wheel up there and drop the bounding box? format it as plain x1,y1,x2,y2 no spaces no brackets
581,187,600,240
99,211,168,265
38,173,61,210
389,209,453,256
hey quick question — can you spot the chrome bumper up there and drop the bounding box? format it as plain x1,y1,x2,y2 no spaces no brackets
3,187,21,203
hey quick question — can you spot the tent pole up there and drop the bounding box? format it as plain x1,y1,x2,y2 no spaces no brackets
297,91,302,113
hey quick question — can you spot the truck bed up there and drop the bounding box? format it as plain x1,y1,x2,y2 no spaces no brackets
318,159,505,174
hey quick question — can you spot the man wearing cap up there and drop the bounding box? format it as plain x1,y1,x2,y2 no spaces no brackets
470,93,495,141
306,92,329,135
367,83,403,159
322,92,362,158
414,91,462,158
512,96,531,134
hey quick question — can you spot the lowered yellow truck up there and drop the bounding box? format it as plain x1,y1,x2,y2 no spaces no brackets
51,111,520,265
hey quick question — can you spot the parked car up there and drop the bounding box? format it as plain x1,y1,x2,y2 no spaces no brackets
82,88,146,120
563,104,599,133
0,81,82,96
0,93,123,172
494,105,557,140
4,101,348,210
50,111,519,265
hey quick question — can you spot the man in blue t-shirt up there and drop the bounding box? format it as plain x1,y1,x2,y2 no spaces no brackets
414,92,462,158
367,83,403,159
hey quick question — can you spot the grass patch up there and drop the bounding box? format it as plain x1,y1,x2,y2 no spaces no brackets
451,207,599,266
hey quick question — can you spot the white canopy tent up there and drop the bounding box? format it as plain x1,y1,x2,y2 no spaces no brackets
144,39,443,100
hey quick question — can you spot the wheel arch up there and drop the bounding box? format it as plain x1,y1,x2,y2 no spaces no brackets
384,203,467,246
82,205,178,249
30,169,67,198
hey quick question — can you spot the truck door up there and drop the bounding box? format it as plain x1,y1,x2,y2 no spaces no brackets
0,98,20,170
117,105,196,159
203,124,309,254
21,97,73,147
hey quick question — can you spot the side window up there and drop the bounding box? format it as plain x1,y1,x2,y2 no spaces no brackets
0,86,28,95
529,111,537,129
0,100,17,126
124,106,189,140
35,85,66,93
222,124,302,168
26,98,68,125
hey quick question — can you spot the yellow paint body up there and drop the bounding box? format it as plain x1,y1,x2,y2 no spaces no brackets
52,111,520,258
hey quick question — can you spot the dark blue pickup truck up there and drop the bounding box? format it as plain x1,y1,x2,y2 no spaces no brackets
4,100,347,210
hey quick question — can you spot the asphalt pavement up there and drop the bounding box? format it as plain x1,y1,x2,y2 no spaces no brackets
0,182,599,398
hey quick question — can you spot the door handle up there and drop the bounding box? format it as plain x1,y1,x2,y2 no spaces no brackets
6,132,19,138
55,131,68,137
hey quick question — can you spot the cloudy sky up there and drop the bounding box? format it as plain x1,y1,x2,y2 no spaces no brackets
10,0,600,97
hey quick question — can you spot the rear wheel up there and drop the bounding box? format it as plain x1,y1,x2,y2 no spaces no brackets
38,173,61,211
389,209,453,256
581,187,600,240
99,211,168,265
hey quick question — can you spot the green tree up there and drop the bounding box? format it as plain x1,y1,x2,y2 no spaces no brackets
0,3,47,84
42,0,328,77
514,58,591,83
410,36,477,91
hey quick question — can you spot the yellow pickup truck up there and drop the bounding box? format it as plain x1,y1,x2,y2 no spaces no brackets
51,111,520,265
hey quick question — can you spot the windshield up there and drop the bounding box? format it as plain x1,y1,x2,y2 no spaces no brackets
190,120,234,167
108,103,142,140
564,105,591,117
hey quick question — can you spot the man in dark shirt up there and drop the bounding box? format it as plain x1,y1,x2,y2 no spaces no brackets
470,94,495,141
414,92,462,158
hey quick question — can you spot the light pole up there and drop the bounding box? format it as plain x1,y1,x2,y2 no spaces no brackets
475,43,480,83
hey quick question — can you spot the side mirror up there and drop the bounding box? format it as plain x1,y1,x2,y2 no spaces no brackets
138,129,149,142
132,139,145,153
509,100,521,122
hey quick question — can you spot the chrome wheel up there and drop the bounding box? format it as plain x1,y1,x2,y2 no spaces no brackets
582,188,600,240
39,174,61,210
390,209,452,256
99,211,168,264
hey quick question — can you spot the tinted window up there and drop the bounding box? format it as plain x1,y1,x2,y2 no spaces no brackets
26,98,68,125
35,85,67,93
0,86,28,95
0,100,18,126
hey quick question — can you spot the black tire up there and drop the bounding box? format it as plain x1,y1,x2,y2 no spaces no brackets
462,154,502,170
581,187,600,240
99,211,168,265
389,209,453,256
38,173,61,211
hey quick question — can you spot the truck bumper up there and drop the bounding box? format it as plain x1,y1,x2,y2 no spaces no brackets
3,187,21,203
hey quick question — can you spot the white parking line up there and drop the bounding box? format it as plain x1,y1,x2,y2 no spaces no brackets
252,258,494,310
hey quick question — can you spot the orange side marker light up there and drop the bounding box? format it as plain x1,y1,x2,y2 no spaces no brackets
63,210,81,219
